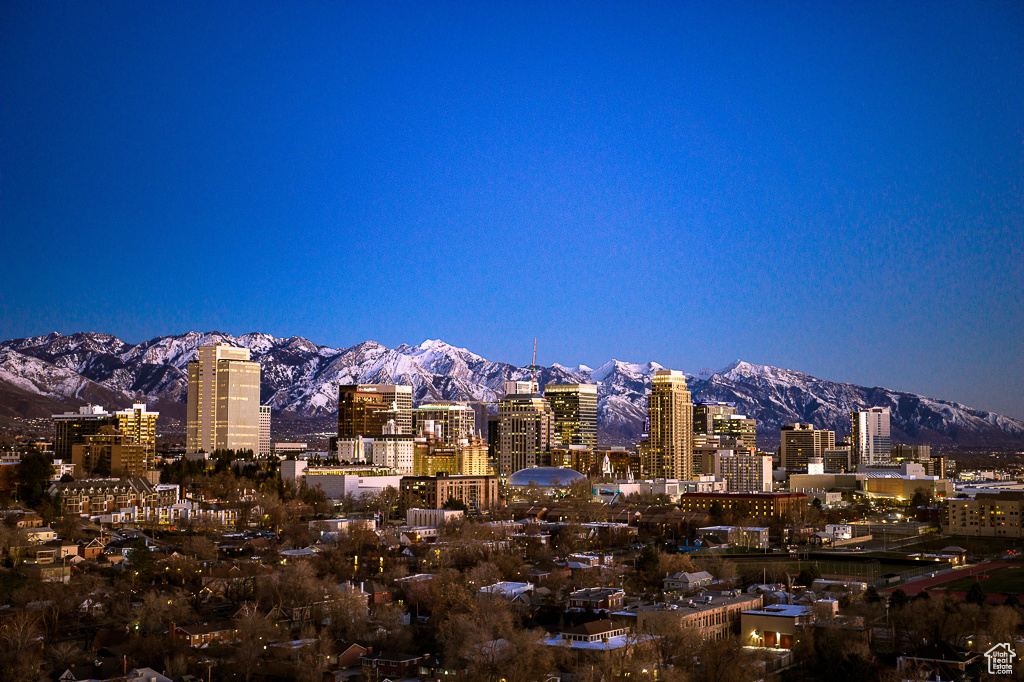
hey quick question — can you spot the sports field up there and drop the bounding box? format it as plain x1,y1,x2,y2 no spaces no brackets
941,566,1024,594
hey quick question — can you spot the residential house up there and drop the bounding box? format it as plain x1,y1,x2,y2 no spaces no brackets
897,642,983,681
362,581,394,606
0,509,43,528
663,570,714,592
45,540,79,559
79,538,105,560
478,581,535,608
24,546,58,564
126,668,173,682
173,622,239,647
568,587,626,612
336,642,369,668
360,651,425,680
550,619,631,646
26,526,57,543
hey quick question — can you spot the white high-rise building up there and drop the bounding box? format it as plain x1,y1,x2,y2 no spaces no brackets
186,343,261,457
851,407,892,468
370,419,415,473
259,405,272,457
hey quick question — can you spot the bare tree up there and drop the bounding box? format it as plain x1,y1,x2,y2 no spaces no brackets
325,584,370,641
368,602,413,652
181,535,217,560
694,637,759,682
233,603,275,682
46,641,82,675
0,611,43,682
293,623,332,682
137,589,195,635
641,611,702,671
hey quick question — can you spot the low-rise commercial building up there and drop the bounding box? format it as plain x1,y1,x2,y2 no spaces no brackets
406,508,464,527
399,474,500,511
632,592,763,641
697,525,769,549
281,460,403,500
740,604,812,650
679,492,808,518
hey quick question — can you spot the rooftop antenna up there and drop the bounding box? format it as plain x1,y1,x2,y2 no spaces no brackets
530,337,538,385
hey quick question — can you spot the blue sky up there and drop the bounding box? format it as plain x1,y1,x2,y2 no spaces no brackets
1,2,1022,419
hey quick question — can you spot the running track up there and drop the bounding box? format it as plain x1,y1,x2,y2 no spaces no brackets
879,561,1018,597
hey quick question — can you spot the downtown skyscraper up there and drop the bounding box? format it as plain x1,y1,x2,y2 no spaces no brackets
642,369,693,480
851,407,892,467
544,383,598,448
496,388,555,477
186,343,261,456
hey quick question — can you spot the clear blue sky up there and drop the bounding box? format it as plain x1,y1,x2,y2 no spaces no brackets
1,2,1022,419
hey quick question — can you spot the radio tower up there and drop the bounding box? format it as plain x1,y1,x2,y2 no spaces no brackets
530,337,538,388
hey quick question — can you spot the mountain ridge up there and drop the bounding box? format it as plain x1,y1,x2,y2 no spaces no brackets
1,331,1022,446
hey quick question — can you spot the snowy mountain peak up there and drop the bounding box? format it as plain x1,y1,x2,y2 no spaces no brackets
718,359,766,378
592,359,664,383
0,331,1022,445
552,363,594,375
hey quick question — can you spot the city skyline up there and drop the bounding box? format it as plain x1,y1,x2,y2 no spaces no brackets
3,5,1023,678
1,2,1021,422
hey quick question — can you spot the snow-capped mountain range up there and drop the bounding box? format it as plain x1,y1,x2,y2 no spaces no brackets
1,331,1022,446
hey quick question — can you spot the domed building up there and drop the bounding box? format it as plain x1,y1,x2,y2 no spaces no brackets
506,466,587,500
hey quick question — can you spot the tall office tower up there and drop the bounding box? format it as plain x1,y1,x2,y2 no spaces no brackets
338,384,413,437
643,370,693,480
486,414,501,460
851,407,891,467
711,414,758,449
72,425,152,478
186,343,261,455
693,401,736,435
412,402,475,446
779,423,835,470
715,451,773,492
496,392,555,476
115,403,158,449
259,405,272,457
53,405,117,461
544,384,598,448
